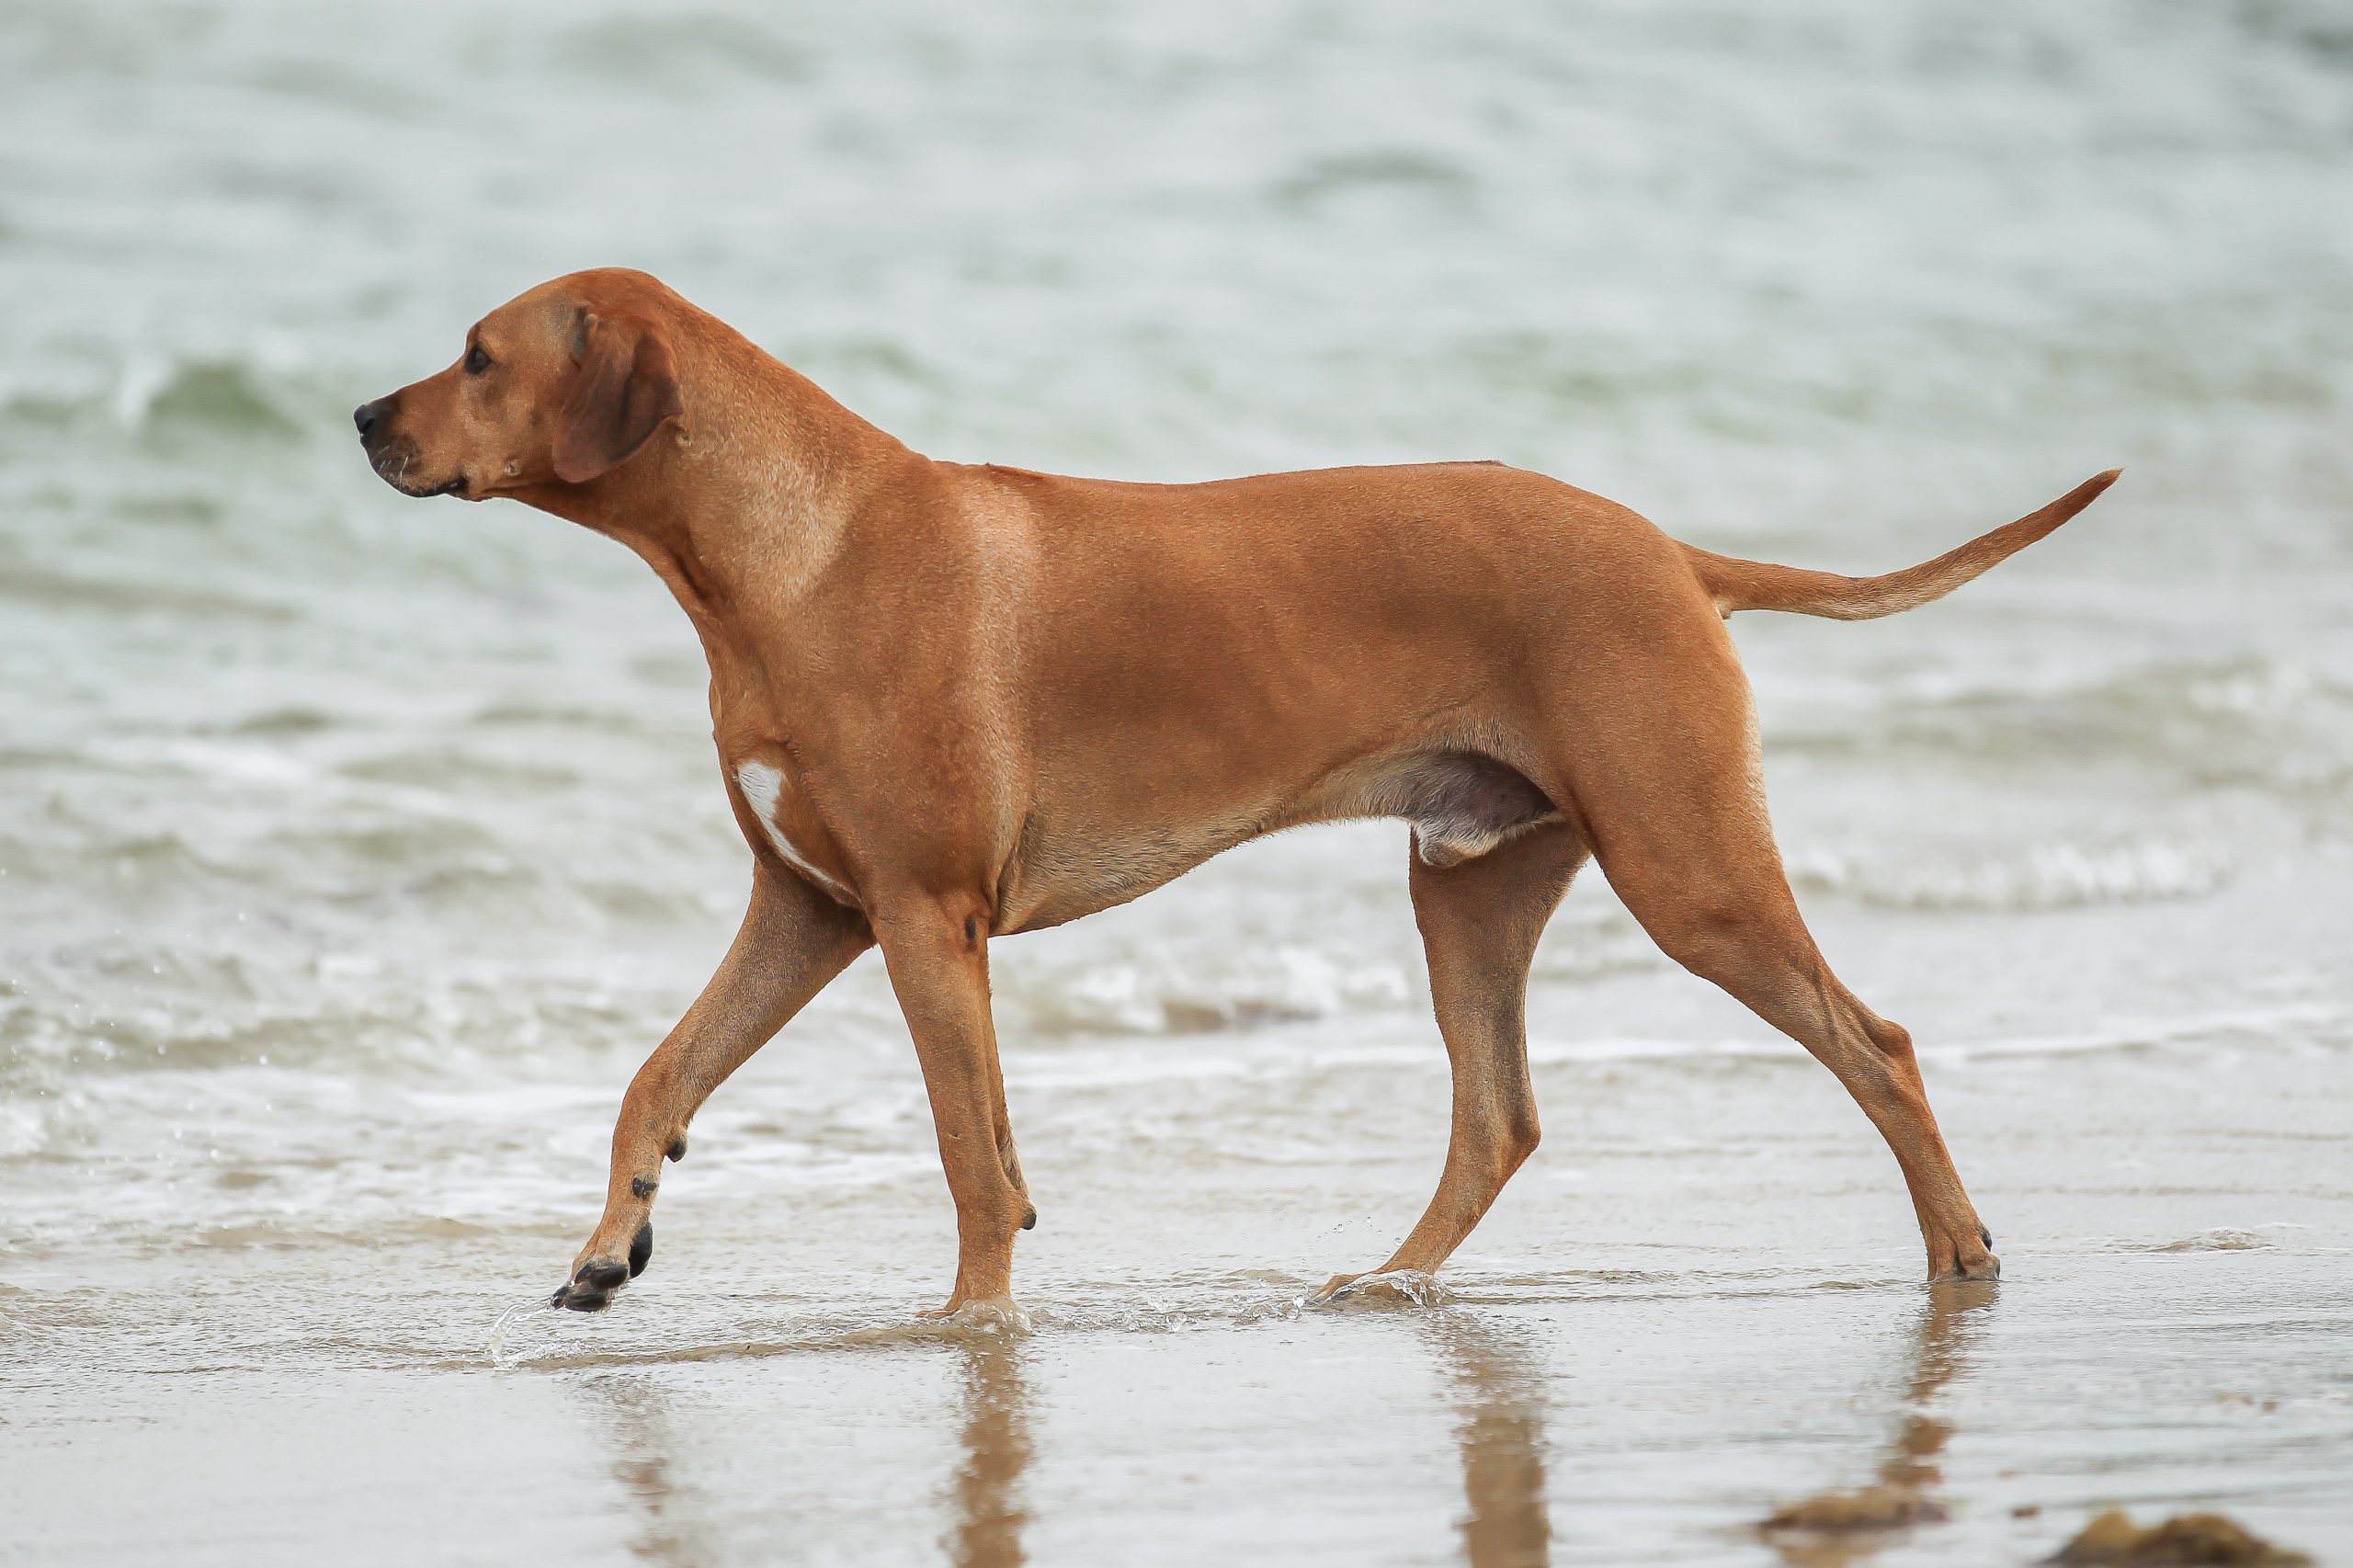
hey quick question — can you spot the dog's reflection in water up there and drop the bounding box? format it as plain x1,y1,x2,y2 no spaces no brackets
579,1339,1034,1568
589,1372,714,1568
578,1292,1984,1568
943,1336,1032,1568
1430,1314,1555,1568
926,1324,1552,1568
580,1325,1550,1568
1762,1280,1998,1568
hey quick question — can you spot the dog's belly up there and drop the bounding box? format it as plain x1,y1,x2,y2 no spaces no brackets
995,749,1561,933
995,812,1264,933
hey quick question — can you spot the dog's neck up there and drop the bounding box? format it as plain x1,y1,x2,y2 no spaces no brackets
520,324,915,641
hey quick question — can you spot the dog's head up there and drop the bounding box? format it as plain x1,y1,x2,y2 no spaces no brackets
355,268,685,501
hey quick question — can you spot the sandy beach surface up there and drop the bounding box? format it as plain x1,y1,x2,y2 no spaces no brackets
4,1,2350,1562
8,910,2352,1564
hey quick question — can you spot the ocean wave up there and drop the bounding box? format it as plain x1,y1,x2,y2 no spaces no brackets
1788,837,2234,912
992,900,1662,1039
0,944,690,1097
2146,1228,2281,1253
1271,150,1480,212
0,347,345,450
551,11,818,88
119,356,302,439
1779,656,2353,798
0,560,302,622
1001,944,1415,1036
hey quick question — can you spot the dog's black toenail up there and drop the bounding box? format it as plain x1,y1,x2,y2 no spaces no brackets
666,1135,688,1163
1021,1206,1037,1232
550,1285,570,1308
629,1221,654,1278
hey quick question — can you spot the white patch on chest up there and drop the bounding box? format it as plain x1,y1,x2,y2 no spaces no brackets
733,760,854,901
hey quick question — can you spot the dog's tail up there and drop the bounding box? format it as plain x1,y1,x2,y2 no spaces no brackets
1680,470,2120,620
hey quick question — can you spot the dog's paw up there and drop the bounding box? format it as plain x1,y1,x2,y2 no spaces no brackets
1938,1250,2000,1283
915,1295,1030,1332
1313,1268,1451,1308
1927,1221,1999,1283
551,1222,653,1312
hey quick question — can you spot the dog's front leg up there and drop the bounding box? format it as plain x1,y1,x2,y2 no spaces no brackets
552,866,870,1311
871,895,1030,1323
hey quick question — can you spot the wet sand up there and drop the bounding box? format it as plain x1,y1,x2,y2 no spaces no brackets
7,893,2349,1565
7,1228,2347,1567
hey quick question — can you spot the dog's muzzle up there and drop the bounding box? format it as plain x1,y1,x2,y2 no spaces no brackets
355,399,467,497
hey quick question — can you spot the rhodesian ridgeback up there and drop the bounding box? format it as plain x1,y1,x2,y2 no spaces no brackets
355,267,2114,1318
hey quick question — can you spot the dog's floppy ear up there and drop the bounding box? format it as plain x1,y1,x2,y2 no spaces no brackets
553,312,684,484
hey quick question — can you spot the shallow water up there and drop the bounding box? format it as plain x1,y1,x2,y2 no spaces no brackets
3,2,2350,1563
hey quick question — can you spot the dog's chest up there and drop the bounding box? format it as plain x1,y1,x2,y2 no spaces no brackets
732,759,855,903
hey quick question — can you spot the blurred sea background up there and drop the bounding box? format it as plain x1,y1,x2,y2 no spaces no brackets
2,3,2348,1564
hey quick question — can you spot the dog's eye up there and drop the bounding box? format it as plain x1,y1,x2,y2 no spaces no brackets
464,344,493,375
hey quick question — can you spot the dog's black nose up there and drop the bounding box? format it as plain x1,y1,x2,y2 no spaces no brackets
353,401,385,440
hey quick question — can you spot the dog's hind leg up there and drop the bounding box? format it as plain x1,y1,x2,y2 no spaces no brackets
1608,850,1997,1280
553,866,870,1310
1565,637,1998,1282
1319,821,1588,1300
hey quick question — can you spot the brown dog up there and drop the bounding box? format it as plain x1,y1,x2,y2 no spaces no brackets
356,268,2114,1318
